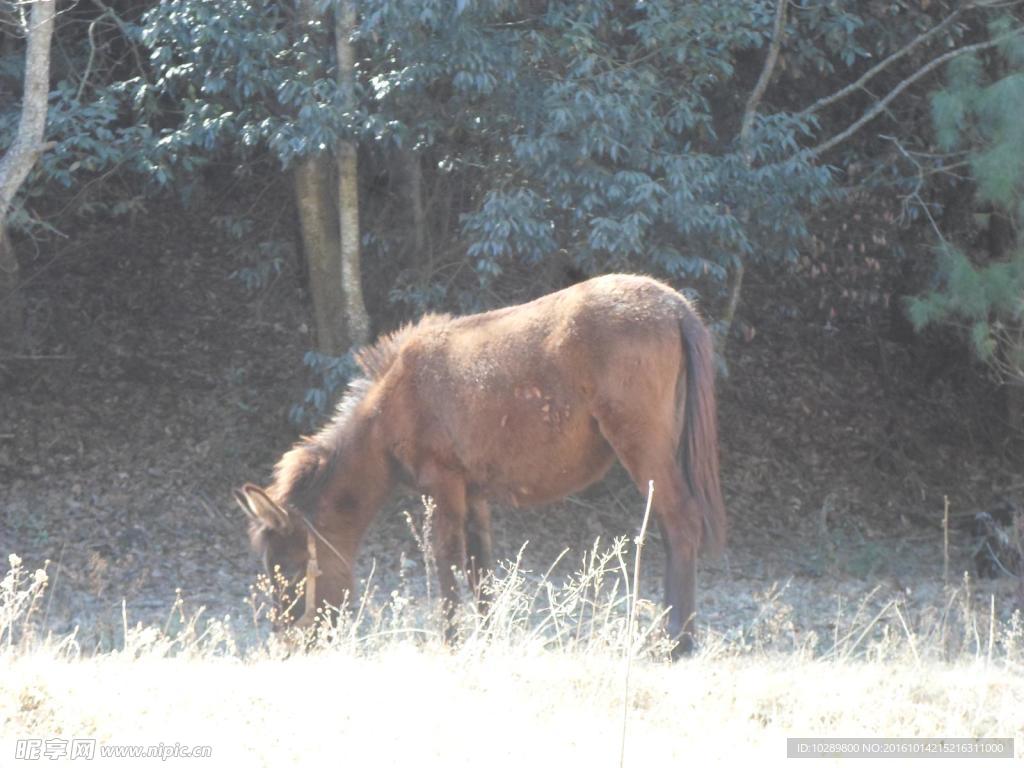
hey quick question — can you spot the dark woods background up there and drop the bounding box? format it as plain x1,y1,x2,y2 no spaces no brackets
2,0,1024,602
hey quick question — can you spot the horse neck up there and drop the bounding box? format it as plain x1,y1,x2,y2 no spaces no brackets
317,407,393,529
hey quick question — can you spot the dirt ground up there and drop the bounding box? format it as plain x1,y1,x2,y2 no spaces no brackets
2,203,1022,651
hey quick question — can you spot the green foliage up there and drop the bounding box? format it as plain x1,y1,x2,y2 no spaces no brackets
361,0,837,285
8,0,1014,413
0,9,156,231
130,0,854,416
4,0,908,295
909,244,1024,362
290,351,361,427
914,24,1024,379
141,0,354,171
138,0,846,290
929,42,1024,210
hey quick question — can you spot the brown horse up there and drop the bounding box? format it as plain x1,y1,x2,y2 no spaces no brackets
235,274,725,655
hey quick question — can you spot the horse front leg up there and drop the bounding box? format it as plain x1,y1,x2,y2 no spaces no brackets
421,464,469,645
466,497,494,616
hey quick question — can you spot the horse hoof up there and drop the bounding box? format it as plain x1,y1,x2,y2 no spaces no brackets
443,624,462,648
671,633,696,660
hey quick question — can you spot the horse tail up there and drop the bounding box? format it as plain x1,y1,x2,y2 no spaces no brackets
678,310,727,555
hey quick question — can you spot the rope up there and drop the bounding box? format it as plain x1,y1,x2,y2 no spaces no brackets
295,515,351,627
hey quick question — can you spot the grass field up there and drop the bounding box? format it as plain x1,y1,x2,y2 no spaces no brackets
3,540,1023,767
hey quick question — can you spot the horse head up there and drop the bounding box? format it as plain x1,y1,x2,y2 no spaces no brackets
234,483,313,628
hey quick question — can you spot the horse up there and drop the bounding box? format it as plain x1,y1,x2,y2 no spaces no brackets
235,273,726,656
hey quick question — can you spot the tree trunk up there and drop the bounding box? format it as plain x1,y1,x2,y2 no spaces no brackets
290,0,368,354
398,146,427,257
1006,380,1024,435
335,140,369,347
0,228,24,349
334,0,369,347
0,0,56,349
293,159,348,356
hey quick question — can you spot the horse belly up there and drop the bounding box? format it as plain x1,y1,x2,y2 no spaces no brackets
465,404,615,507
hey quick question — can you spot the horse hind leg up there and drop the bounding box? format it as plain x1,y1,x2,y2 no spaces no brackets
593,404,701,658
642,469,700,658
655,506,699,658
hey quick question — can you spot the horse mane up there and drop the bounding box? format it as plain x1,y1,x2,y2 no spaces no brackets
267,378,371,514
267,313,450,514
354,313,449,380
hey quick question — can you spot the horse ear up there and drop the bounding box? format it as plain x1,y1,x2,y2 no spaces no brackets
233,486,257,518
234,484,291,530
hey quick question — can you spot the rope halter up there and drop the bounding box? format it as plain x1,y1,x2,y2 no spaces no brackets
293,516,350,629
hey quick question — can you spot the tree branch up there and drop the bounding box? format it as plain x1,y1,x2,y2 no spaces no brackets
721,0,787,364
91,0,150,84
740,0,788,158
0,0,56,223
806,30,1023,160
77,8,110,101
799,5,970,120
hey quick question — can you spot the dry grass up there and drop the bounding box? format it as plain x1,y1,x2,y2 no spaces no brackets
3,530,1024,767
